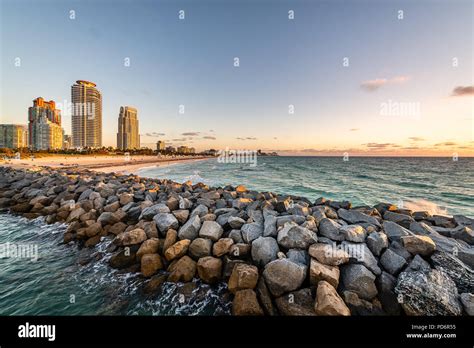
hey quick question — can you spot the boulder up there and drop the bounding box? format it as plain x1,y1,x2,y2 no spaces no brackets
309,258,340,288
314,281,351,316
275,288,316,316
199,221,223,241
173,209,190,225
401,235,436,256
338,208,381,228
308,243,349,266
382,221,412,242
228,263,259,293
318,218,344,241
383,211,414,228
232,289,264,316
340,224,366,243
366,231,388,256
228,216,246,229
395,268,462,315
380,248,407,275
460,293,474,316
430,251,474,293
84,222,102,238
139,203,170,220
256,277,278,315
212,238,234,257
277,222,317,249
153,213,179,235
340,264,378,301
136,238,160,260
97,211,119,226
188,238,213,259
114,228,147,246
167,255,196,282
162,229,178,252
141,254,163,277
241,223,263,243
164,239,191,261
251,237,279,267
109,248,137,269
263,259,306,297
197,256,222,284
178,215,201,240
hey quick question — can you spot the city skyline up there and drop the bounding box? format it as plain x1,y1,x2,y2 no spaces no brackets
0,0,473,156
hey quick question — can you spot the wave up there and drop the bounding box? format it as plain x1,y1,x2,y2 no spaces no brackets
403,199,449,216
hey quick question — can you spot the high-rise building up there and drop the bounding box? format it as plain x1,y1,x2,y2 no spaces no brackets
177,145,190,154
116,106,140,150
0,124,28,149
28,97,63,150
71,80,102,148
156,140,165,151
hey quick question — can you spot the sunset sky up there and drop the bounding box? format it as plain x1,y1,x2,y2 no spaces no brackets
1,0,473,156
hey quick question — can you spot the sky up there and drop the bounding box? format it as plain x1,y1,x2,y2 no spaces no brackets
0,0,473,156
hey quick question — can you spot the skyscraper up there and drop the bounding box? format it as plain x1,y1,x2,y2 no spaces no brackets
156,140,165,152
0,124,28,149
28,97,63,150
117,106,140,150
71,80,102,148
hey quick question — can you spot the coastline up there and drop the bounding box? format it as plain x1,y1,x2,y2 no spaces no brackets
0,155,213,174
0,166,472,316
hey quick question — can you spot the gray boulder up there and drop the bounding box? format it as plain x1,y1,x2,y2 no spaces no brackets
319,218,344,241
199,221,224,241
380,248,407,275
153,213,179,235
366,231,388,256
251,237,279,267
340,264,378,300
178,215,201,240
263,259,306,297
338,208,381,228
241,223,263,243
277,222,317,249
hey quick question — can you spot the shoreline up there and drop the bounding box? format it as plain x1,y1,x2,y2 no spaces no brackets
0,166,472,316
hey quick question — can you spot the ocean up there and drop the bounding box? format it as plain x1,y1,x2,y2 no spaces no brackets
139,156,474,217
1,156,472,315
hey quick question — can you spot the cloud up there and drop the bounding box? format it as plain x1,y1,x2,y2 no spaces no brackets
209,129,215,132
451,86,474,97
349,128,359,131
236,137,257,140
273,137,278,140
434,141,457,146
172,138,186,142
360,75,411,92
408,137,425,142
203,136,216,140
363,142,399,149
143,132,165,137
182,132,200,136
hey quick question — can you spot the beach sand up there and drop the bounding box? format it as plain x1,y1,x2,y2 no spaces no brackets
0,155,211,174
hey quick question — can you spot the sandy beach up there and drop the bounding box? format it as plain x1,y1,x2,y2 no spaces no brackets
0,155,212,174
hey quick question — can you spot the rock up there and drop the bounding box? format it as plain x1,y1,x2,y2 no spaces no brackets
115,228,147,246
84,222,102,238
309,258,340,288
460,293,474,316
314,281,350,316
188,238,213,260
406,254,431,273
153,213,179,235
228,263,259,293
275,200,290,213
276,215,306,228
167,255,196,282
197,256,222,284
178,215,201,240
256,277,277,315
164,239,191,261
341,241,381,276
232,289,264,316
119,193,134,205
251,237,279,267
308,243,349,266
287,249,309,266
401,235,436,256
318,218,343,241
172,209,190,225
190,204,209,218
141,254,163,277
212,238,234,257
263,259,306,297
395,268,462,315
139,203,170,220
383,211,414,228
429,215,455,228
162,229,178,252
241,223,263,243
376,271,401,315
66,207,85,223
108,222,127,235
136,238,160,260
277,222,317,249
340,264,378,301
199,221,223,241
338,208,381,228
228,216,246,229
366,231,388,256
342,290,384,316
380,249,407,275
232,197,253,209
109,248,137,269
104,201,120,212
430,251,474,293
383,220,412,242
275,288,316,316
340,224,366,243
229,230,243,244
143,274,167,294
97,211,119,226
263,214,277,237
450,226,474,245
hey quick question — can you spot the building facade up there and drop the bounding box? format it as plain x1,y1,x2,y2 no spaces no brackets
116,106,140,150
156,140,165,151
28,97,63,150
71,80,102,148
0,124,28,149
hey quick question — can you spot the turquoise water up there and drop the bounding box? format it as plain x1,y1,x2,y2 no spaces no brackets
0,214,230,315
139,156,474,217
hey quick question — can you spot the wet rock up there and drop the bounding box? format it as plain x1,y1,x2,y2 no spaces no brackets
109,248,137,269
143,273,167,294
232,289,264,316
314,281,350,316
228,263,259,293
84,222,102,238
197,256,222,284
141,254,163,277
167,255,196,282
115,228,147,246
275,288,316,316
263,259,306,297
136,238,160,260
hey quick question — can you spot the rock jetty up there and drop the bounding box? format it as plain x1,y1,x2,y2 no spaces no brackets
0,166,473,316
